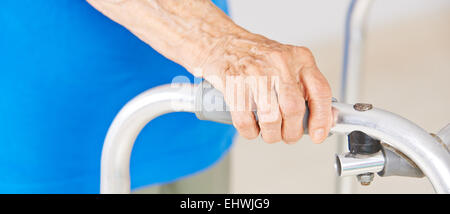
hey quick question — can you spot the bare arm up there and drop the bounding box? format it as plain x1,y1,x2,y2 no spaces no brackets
87,0,333,144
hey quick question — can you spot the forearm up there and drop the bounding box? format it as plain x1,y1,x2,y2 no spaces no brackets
87,0,248,74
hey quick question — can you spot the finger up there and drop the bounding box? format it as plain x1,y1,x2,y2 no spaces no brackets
252,75,282,144
300,65,333,144
268,51,305,144
223,72,260,140
231,111,260,140
277,81,306,144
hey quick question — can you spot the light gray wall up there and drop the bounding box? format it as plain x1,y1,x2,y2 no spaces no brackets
228,0,450,46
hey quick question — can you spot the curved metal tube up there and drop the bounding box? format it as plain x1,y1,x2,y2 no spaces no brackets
100,83,196,194
341,0,373,102
335,151,385,177
338,0,374,194
100,83,450,193
331,102,450,193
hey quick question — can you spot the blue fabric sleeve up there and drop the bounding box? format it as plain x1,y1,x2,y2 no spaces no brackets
0,0,235,193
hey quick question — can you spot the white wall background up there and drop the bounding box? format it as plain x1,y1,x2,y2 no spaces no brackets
228,0,450,46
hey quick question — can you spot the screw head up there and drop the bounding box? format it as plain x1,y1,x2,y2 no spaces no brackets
357,173,374,186
353,103,373,111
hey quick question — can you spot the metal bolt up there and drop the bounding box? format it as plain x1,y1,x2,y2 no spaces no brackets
353,103,373,111
357,173,374,186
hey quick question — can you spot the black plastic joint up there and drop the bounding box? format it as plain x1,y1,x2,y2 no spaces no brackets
348,131,382,155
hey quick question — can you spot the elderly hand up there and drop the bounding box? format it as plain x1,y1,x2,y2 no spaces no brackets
193,32,333,144
87,0,333,144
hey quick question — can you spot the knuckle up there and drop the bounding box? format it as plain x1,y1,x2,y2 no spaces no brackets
280,99,305,118
296,47,316,65
262,134,281,144
269,49,284,60
233,117,255,130
268,49,291,66
312,86,332,100
316,89,332,100
259,114,282,127
308,79,332,99
241,130,260,140
297,46,313,56
246,131,260,140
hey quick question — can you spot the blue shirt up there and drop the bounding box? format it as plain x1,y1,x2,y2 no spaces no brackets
0,0,235,193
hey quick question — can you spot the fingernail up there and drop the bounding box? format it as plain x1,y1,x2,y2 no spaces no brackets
312,128,324,143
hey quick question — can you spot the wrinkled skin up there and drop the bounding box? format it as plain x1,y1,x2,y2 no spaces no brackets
87,0,333,144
